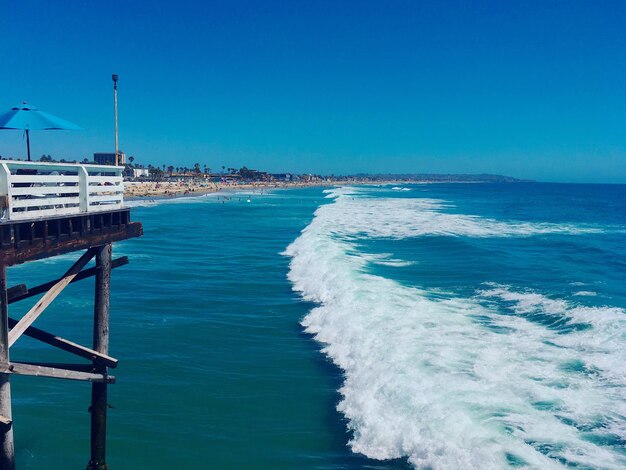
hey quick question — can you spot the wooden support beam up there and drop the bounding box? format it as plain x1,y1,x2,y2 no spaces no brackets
6,362,115,384
7,248,96,347
0,265,14,469
9,362,94,372
7,257,129,304
5,318,118,368
87,244,112,470
5,285,26,301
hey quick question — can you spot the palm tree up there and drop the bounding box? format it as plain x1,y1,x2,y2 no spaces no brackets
129,156,135,165
167,166,174,177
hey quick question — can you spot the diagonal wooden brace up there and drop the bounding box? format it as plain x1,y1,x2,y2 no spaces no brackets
7,257,129,305
5,317,118,368
8,248,96,347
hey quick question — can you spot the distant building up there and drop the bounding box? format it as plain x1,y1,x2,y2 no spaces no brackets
123,167,149,178
270,173,292,181
94,152,126,166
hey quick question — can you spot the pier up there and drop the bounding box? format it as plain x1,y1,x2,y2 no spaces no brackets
0,160,142,469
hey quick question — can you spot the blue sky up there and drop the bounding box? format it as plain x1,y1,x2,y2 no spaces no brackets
1,1,625,182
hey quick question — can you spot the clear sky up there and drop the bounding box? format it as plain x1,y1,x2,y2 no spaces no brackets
1,1,625,182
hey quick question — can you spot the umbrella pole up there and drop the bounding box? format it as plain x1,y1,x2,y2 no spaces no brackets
25,129,31,162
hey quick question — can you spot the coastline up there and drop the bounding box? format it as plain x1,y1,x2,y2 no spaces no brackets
123,179,396,200
124,180,334,199
122,178,529,201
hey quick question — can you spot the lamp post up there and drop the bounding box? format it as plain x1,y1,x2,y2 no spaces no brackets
112,74,119,166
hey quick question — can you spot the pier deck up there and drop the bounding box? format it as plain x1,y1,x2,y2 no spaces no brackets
0,208,141,266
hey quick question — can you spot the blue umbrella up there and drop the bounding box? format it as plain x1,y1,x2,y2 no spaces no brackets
0,102,82,161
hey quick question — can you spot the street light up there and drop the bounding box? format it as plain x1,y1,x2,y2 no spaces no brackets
112,74,119,166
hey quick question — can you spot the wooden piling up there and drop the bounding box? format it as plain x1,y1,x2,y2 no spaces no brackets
0,265,15,470
87,244,112,470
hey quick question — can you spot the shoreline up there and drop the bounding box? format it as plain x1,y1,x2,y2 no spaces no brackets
122,178,536,201
122,179,398,200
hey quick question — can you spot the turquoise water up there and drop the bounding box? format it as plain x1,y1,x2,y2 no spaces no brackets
7,183,626,469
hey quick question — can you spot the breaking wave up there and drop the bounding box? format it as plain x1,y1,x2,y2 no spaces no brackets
319,187,603,239
285,188,625,469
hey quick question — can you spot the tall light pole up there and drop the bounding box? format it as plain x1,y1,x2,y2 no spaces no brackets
112,74,119,166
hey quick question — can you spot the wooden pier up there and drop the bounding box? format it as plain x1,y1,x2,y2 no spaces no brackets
0,160,142,469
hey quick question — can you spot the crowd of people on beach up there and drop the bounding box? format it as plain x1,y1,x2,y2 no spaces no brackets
123,179,332,199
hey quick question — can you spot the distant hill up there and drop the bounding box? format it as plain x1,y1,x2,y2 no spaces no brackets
352,173,531,183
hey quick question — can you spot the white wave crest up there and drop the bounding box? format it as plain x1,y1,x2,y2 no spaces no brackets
284,190,626,469
573,291,598,297
360,253,417,267
314,190,602,239
478,284,622,327
323,186,363,199
477,284,625,383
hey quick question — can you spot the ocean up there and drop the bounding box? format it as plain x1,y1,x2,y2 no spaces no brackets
7,183,625,469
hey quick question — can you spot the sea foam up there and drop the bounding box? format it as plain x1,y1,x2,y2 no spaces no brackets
285,188,625,469
320,187,602,239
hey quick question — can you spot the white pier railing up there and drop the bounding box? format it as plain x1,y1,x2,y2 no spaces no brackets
0,161,124,222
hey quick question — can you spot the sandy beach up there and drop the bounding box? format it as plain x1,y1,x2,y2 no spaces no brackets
123,179,357,199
